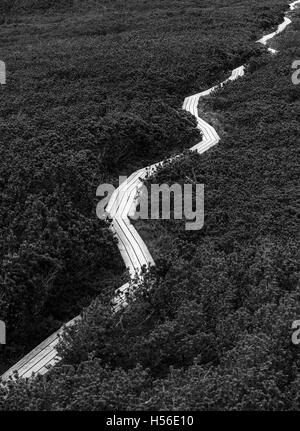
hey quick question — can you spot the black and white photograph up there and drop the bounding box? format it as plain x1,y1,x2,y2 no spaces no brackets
0,0,299,417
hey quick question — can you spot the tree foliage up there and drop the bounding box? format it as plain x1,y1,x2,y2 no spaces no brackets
1,0,299,411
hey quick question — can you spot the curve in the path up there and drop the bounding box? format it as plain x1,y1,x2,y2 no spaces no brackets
2,0,299,381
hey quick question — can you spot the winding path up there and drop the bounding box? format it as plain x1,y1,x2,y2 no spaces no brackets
2,0,299,381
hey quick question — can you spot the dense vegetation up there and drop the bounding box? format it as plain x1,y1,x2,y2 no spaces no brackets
0,0,286,371
0,0,299,411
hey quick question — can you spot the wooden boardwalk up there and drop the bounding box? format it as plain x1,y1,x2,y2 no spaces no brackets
2,0,299,381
